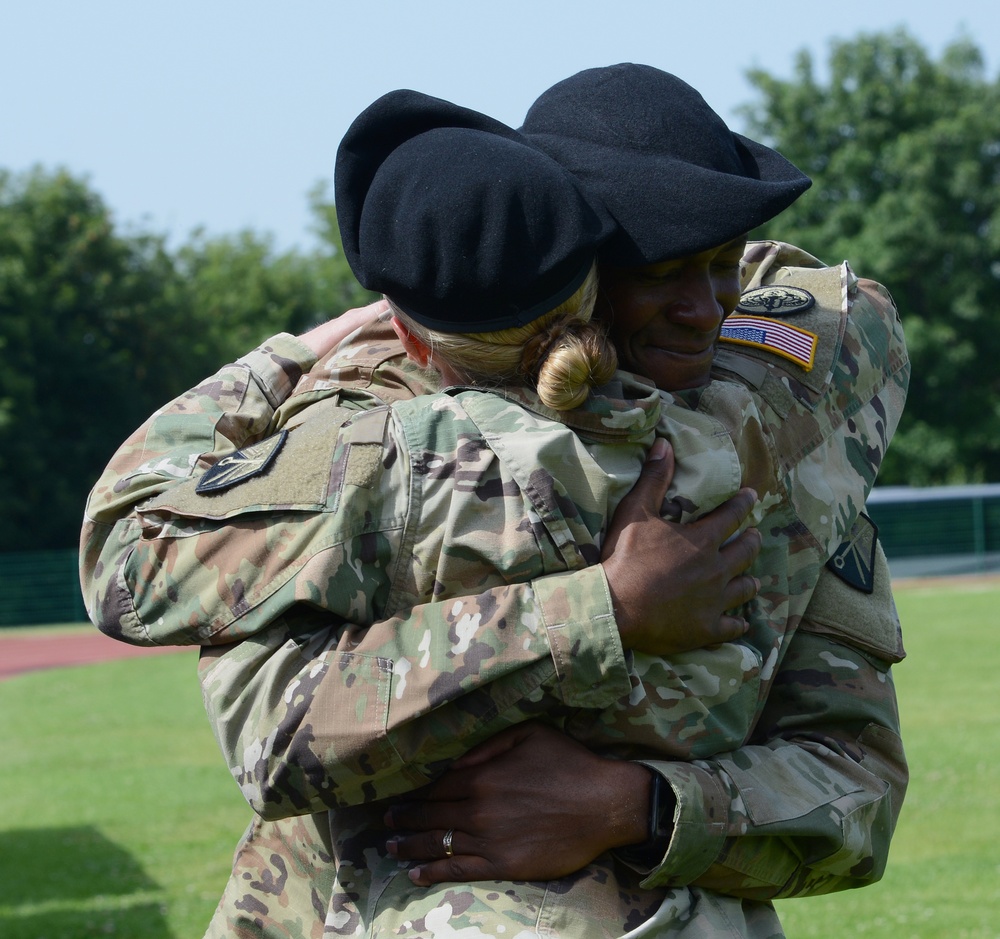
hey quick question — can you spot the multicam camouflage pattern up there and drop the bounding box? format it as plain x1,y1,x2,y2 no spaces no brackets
81,243,909,938
205,812,335,939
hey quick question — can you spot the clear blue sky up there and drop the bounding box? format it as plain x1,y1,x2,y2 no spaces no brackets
4,0,996,252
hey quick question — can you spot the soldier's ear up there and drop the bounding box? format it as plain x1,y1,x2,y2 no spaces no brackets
390,315,432,368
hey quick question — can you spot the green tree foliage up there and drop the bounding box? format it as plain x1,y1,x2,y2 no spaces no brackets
0,168,372,551
742,30,1000,484
174,182,373,366
9,34,996,550
0,168,192,551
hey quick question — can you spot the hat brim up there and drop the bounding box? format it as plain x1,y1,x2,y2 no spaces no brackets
527,130,810,267
521,64,811,267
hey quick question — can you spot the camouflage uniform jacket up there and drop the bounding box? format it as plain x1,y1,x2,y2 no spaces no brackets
80,242,909,937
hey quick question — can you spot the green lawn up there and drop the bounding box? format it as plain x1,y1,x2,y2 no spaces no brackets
774,579,1000,937
1,648,249,938
2,578,998,938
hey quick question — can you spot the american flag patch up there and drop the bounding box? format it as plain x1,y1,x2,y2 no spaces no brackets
719,315,818,371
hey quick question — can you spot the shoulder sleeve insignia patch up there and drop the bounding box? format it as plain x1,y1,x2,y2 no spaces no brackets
736,285,815,317
195,430,288,494
718,314,819,371
825,513,879,593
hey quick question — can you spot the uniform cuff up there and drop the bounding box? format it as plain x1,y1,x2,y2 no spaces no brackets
635,760,730,887
532,565,631,708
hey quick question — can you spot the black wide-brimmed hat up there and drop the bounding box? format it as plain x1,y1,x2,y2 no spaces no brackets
335,89,615,333
521,64,811,267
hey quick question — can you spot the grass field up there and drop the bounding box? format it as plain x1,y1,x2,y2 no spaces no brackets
2,578,998,938
774,578,1000,938
1,649,249,938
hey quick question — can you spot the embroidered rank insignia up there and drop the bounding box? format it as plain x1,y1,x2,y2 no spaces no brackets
736,285,815,317
826,513,879,593
719,314,819,371
195,431,288,494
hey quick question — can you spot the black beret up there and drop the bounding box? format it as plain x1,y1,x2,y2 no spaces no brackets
336,90,615,333
521,64,811,267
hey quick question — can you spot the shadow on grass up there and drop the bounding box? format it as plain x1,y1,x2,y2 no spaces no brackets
0,825,173,939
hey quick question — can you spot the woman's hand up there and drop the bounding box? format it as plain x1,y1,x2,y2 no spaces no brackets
384,722,653,886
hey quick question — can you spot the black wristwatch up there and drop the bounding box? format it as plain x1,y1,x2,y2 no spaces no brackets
615,771,676,869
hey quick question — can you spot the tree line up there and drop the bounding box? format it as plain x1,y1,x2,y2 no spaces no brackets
1,28,998,552
0,176,373,552
746,28,1000,488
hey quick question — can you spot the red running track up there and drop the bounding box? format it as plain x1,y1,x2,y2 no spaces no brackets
0,630,188,680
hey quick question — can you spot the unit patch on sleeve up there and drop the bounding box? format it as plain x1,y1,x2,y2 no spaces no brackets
196,431,288,494
825,513,879,593
718,314,819,371
736,285,815,317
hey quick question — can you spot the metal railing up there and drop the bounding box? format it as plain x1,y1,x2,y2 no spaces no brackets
0,550,87,627
867,484,1000,577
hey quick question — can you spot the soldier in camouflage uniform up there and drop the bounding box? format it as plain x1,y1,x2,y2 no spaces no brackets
80,80,909,938
373,71,908,935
